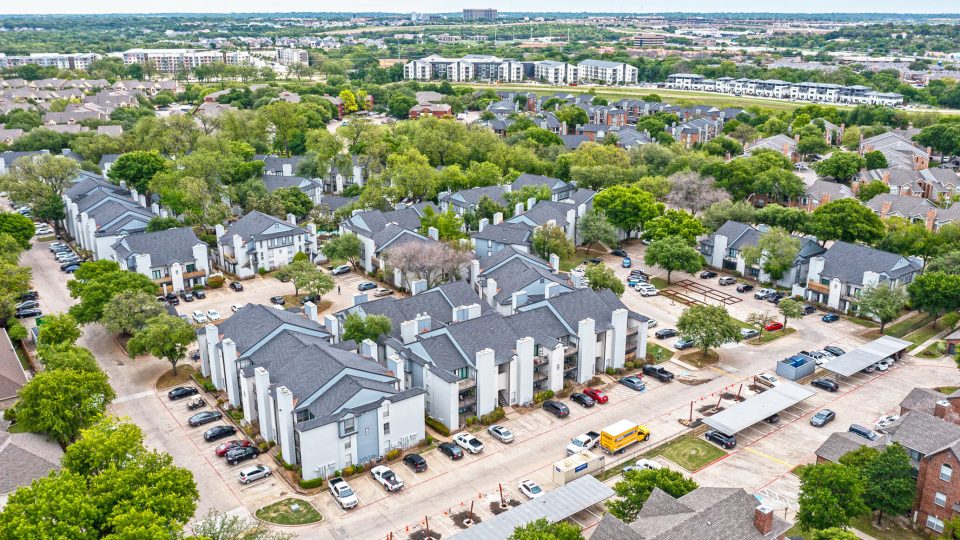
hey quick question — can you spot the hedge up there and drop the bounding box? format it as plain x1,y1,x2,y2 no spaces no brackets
533,390,554,403
425,415,451,436
207,275,225,289
479,407,505,425
299,477,324,489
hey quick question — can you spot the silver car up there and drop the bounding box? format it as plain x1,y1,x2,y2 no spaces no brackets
487,424,514,443
238,464,271,484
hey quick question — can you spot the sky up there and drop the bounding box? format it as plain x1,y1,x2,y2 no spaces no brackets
2,1,959,15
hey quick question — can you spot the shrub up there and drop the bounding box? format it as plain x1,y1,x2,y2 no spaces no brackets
943,312,960,328
277,456,296,471
385,448,402,461
207,275,225,289
354,463,364,473
533,390,554,403
624,361,635,370
198,232,217,249
6,321,27,342
342,465,355,476
465,416,478,426
258,267,267,276
3,408,15,422
605,367,616,376
425,414,451,436
334,469,342,478
193,284,205,291
587,376,602,387
299,477,324,489
479,407,505,425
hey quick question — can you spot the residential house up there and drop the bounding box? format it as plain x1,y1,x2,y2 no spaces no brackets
62,173,157,260
857,168,959,200
745,134,800,162
671,117,722,146
866,193,960,231
340,205,435,273
112,227,210,294
0,420,64,506
0,127,22,145
439,185,508,216
263,174,325,204
471,221,534,259
472,247,572,315
800,179,855,211
259,155,306,177
700,221,825,287
215,211,317,277
860,132,931,171
510,173,575,202
409,104,452,119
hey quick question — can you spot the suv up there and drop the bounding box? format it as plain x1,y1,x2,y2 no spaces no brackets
403,453,428,472
225,446,260,465
642,364,674,382
718,277,736,286
331,264,351,275
754,288,775,300
705,430,737,449
848,424,878,441
329,477,359,508
674,338,694,350
700,271,718,279
736,283,754,293
543,400,569,418
238,464,271,484
229,281,244,291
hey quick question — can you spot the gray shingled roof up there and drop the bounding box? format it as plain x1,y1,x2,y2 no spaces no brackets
112,227,203,267
886,411,960,455
0,426,63,495
900,387,947,413
262,174,322,194
510,173,571,195
509,201,572,228
815,431,887,462
216,303,329,356
219,211,307,246
472,222,533,246
481,256,570,305
818,241,921,286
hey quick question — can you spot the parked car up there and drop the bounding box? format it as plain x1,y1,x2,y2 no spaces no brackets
635,283,659,296
518,479,545,499
765,413,780,424
238,464,271,484
203,425,237,441
206,309,221,321
700,271,718,279
229,281,244,291
823,346,845,357
192,310,208,324
822,313,840,323
766,292,786,304
755,373,780,388
861,364,876,374
543,400,569,418
18,291,38,301
763,321,784,332
718,277,736,286
15,300,38,311
741,328,760,340
810,409,836,427
180,291,195,302
848,424,879,441
570,392,596,408
371,465,404,491
655,328,677,339
587,258,602,265
357,282,377,291
215,439,253,457
642,364,675,382
705,430,737,449
622,257,632,268
629,269,648,278
487,424,514,443
225,446,260,465
611,248,627,257
583,387,609,404
874,414,900,433
736,283,755,293
754,288,775,300
620,376,646,392
811,378,839,392
624,459,662,473
188,410,223,427
329,477,359,508
438,442,464,460
647,319,658,328
453,432,484,454
62,265,80,274
873,359,890,371
802,305,817,315
270,296,285,305
626,276,644,287
674,338,694,350
373,287,393,297
168,386,199,400
331,264,351,275
165,293,180,305
231,303,245,313
14,308,41,318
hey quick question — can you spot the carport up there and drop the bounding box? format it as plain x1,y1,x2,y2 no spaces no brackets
703,381,816,436
819,335,911,379
449,475,614,539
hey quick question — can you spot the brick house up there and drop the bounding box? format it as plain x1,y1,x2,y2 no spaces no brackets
408,104,452,119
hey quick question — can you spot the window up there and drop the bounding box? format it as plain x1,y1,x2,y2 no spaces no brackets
941,464,953,482
185,263,196,273
382,402,389,418
384,422,390,436
340,417,356,435
344,438,351,449
151,269,163,280
927,515,945,533
935,492,947,507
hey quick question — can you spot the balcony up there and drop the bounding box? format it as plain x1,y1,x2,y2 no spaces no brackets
184,270,207,279
534,356,549,366
458,377,476,391
807,280,829,295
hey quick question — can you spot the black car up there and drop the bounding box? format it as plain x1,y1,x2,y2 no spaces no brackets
180,291,195,302
63,265,80,274
270,296,286,305
438,442,463,460
230,281,244,291
611,249,628,258
225,446,260,465
810,409,836,427
736,283,754,293
189,410,223,427
824,346,845,357
168,386,199,400
157,296,167,303
14,308,41,318
300,294,321,305
700,271,718,279
811,378,839,392
587,258,602,265
654,328,677,339
203,424,237,442
570,393,595,408
193,290,206,299
642,364,675,382
705,430,737,449
59,260,81,270
165,292,180,304
766,292,786,304
765,413,780,424
403,453,428,472
801,304,816,315
543,400,569,418
18,290,38,301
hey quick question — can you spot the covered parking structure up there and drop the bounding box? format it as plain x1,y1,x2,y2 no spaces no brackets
703,381,816,436
819,335,911,379
450,475,614,539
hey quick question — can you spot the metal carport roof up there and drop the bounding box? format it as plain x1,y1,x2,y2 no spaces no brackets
820,335,911,377
703,381,816,436
450,475,614,540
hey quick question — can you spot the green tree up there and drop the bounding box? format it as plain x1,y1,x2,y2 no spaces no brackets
107,150,169,194
145,216,181,232
701,200,756,232
796,462,869,532
285,259,319,296
303,269,335,301
810,199,885,245
746,311,777,340
584,264,625,296
777,298,804,328
812,528,859,540
857,180,890,201
532,224,575,260
554,106,588,133
838,445,880,472
63,416,145,477
419,207,466,241
878,223,941,268
0,212,36,249
509,518,583,540
863,443,916,525
38,344,99,373
0,471,100,539
594,184,664,237
341,313,393,344
191,509,295,540
928,251,960,275
676,304,741,359
915,122,960,158
322,233,362,268
11,368,116,444
100,290,166,337
908,271,960,327
608,468,699,522
36,312,82,346
275,187,314,218
741,227,801,282
864,150,888,170
0,154,79,228
126,314,196,375
68,262,159,324
642,209,706,246
258,101,306,155
754,203,811,235
388,93,417,118
812,151,867,181
644,236,703,284
856,283,908,332
339,89,359,114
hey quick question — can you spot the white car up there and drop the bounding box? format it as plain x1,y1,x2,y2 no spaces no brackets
518,479,544,499
231,303,245,313
487,424,514,443
875,414,900,433
635,283,659,297
623,458,662,473
328,477,359,509
874,360,890,371
371,465,404,492
453,432,484,454
192,310,208,324
646,319,658,328
206,309,221,321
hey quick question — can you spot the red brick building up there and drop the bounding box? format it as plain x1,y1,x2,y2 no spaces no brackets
408,104,452,119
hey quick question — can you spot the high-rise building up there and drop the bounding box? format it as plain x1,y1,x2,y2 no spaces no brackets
463,8,497,21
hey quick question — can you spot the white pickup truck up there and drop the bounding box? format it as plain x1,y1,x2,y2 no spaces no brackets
566,431,601,455
328,477,359,509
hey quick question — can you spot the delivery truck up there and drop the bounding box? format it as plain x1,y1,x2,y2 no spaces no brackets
599,419,650,455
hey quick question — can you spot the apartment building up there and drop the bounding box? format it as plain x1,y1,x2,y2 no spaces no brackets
576,60,639,85
633,34,666,48
0,52,100,70
276,48,309,66
339,204,437,273
860,132,932,171
463,8,497,20
700,221,825,288
215,211,317,277
121,48,255,73
665,74,904,106
857,168,958,200
865,194,960,232
62,173,158,261
403,55,525,83
112,227,210,294
534,60,577,85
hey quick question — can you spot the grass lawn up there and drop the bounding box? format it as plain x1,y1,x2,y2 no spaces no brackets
849,514,927,540
678,349,720,368
916,343,944,359
559,249,596,272
280,295,333,312
645,342,674,363
748,327,797,345
7,422,28,434
937,386,959,394
657,436,727,471
885,312,935,338
903,322,942,352
649,277,670,290
842,315,880,328
255,498,323,526
156,364,198,390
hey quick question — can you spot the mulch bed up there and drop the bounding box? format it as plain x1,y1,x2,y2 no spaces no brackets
697,405,725,416
450,511,482,529
489,499,520,515
721,392,746,402
408,530,441,540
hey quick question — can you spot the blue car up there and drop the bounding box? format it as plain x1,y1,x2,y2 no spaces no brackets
622,257,632,268
620,376,646,392
357,282,377,291
821,313,840,323
627,276,643,287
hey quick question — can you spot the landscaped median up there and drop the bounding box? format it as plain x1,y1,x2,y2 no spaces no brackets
256,498,323,526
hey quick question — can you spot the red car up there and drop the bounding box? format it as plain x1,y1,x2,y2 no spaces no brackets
764,321,784,332
215,439,253,457
583,387,609,404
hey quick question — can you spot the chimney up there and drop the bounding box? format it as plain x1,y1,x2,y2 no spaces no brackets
511,290,528,312
881,171,891,184
527,197,537,211
926,208,937,232
287,213,297,225
820,193,831,206
544,282,559,299
303,301,318,322
754,505,773,535
493,212,503,225
514,202,525,216
782,142,791,157
549,253,560,272
479,218,489,232
484,278,498,307
282,163,293,176
935,400,950,420
880,200,892,218
793,133,800,142
427,226,439,241
415,313,432,334
400,319,417,344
